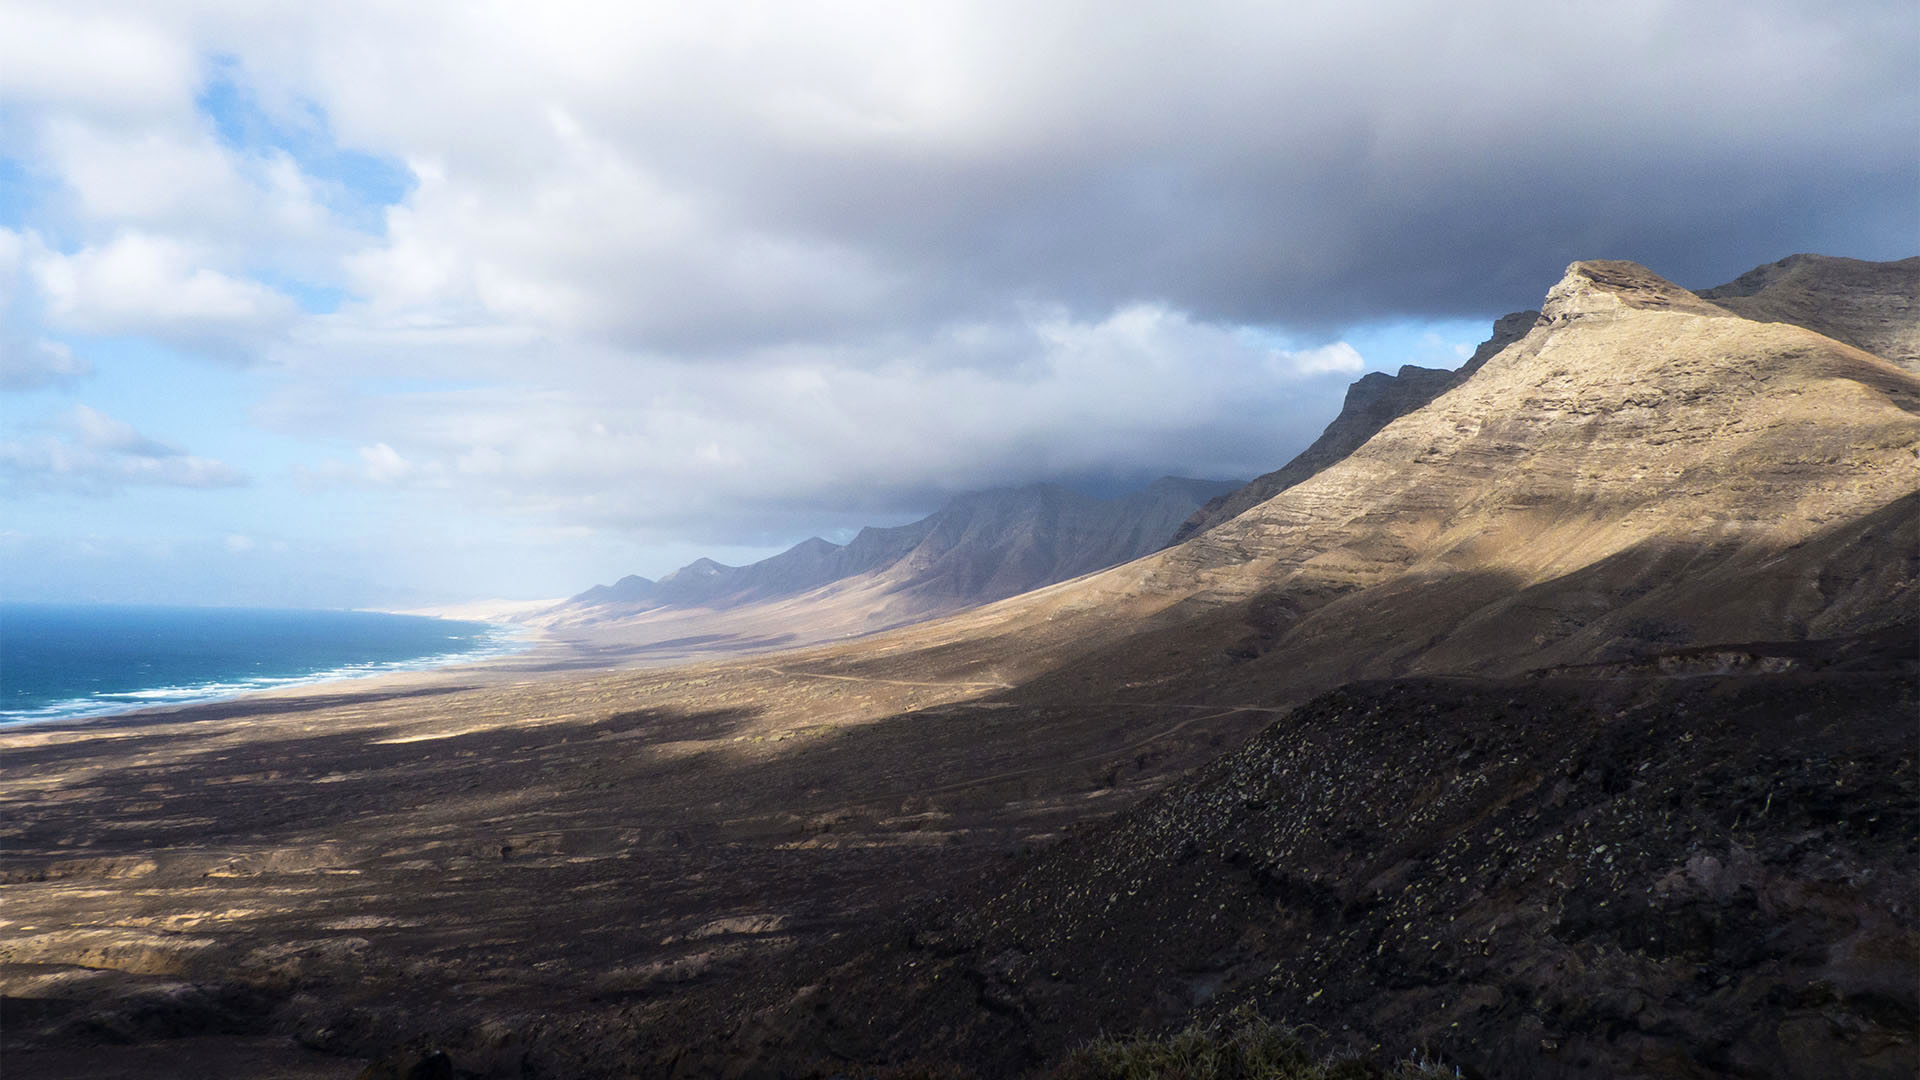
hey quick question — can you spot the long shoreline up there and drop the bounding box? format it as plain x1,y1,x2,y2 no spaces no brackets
0,617,564,733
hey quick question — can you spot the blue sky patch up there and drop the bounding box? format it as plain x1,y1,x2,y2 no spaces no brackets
196,57,414,234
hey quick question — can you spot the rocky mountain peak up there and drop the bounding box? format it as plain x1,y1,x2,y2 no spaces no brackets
1347,365,1454,405
1701,252,1841,297
1539,260,1725,325
660,557,727,583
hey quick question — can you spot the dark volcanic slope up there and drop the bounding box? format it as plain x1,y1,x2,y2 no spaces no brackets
1170,310,1537,544
1696,254,1920,372
721,628,1919,1079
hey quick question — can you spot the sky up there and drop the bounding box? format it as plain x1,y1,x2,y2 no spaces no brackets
1,1,1914,608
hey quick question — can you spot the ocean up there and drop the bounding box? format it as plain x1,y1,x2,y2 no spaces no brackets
0,603,528,724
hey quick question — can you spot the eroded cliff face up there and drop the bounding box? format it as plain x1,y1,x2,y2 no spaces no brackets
1454,308,1544,378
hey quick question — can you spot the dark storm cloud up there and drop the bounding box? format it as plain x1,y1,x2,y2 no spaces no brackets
582,0,1917,343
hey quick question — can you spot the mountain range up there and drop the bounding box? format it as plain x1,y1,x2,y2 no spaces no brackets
569,477,1237,615
541,303,1564,655
539,476,1236,660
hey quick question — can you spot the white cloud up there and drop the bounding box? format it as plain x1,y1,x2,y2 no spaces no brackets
0,229,92,390
0,228,25,305
36,118,337,260
269,302,1359,537
0,2,195,118
0,337,92,391
63,404,176,456
31,232,298,360
292,440,450,490
1274,341,1365,376
0,405,249,494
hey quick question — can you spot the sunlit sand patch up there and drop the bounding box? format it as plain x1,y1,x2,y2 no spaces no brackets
318,915,411,930
0,929,220,974
107,909,265,932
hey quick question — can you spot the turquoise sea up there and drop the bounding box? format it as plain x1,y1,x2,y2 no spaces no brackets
0,603,527,724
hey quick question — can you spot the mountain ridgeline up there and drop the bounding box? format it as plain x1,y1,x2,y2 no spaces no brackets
1694,252,1919,370
561,476,1237,621
1169,309,1540,544
553,251,1918,662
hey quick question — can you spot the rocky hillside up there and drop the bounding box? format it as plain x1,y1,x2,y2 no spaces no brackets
858,257,1917,719
1171,309,1538,544
1148,260,1919,669
1696,253,1919,371
726,625,1917,1078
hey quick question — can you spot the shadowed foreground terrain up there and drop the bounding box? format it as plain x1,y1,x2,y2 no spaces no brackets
0,644,1295,1079
694,627,1917,1079
3,624,1911,1079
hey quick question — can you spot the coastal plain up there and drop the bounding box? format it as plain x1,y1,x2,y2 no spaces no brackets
0,622,1290,1078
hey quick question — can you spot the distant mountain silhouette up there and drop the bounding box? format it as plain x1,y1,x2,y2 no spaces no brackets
547,477,1237,650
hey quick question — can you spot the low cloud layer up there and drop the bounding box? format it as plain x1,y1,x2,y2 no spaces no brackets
276,303,1369,542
